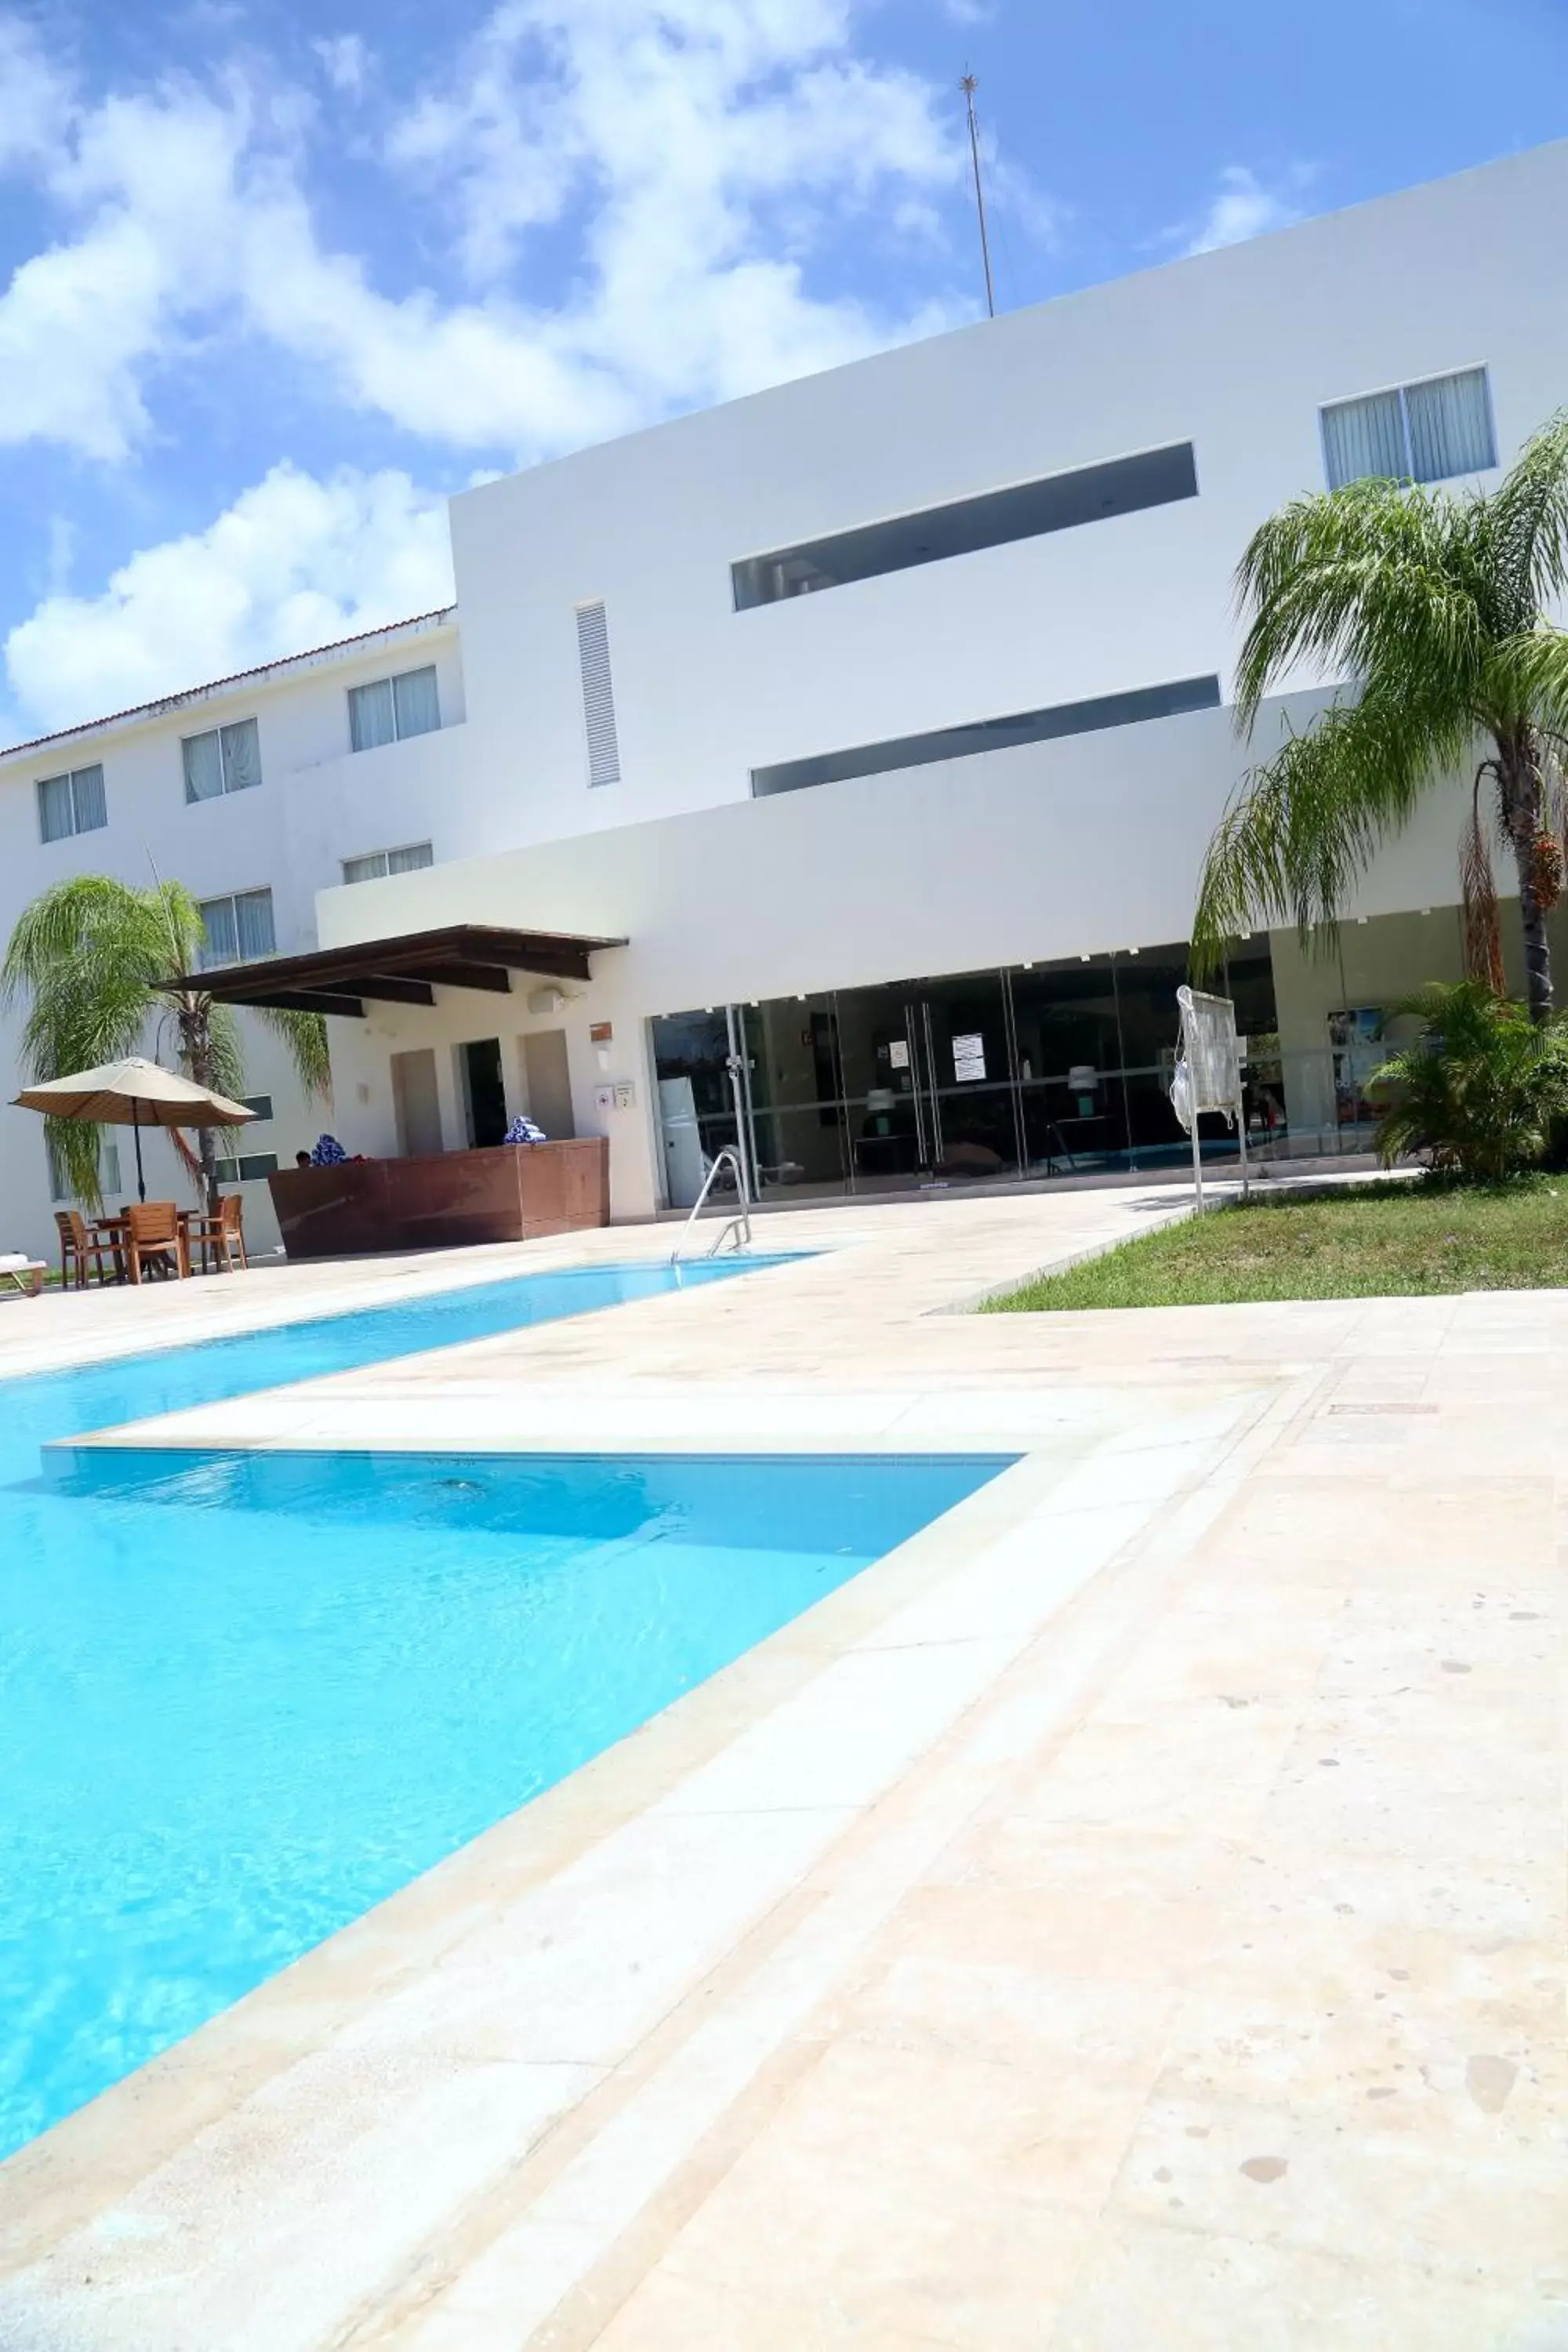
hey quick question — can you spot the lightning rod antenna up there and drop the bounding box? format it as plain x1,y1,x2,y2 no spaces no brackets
960,71,996,320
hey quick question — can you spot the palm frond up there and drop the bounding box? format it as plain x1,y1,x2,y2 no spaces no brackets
251,1006,332,1101
1232,480,1486,736
1486,627,1568,742
43,1115,110,1214
1484,409,1568,618
1191,684,1475,978
1367,978,1568,1181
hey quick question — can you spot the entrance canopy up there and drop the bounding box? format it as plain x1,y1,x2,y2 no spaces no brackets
162,922,625,1020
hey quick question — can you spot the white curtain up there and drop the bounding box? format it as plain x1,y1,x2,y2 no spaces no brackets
37,774,73,841
342,851,387,885
220,718,261,792
391,665,441,740
70,764,106,833
234,889,277,960
1322,389,1407,489
1406,368,1495,482
387,840,434,874
198,896,238,968
182,731,224,803
349,678,397,752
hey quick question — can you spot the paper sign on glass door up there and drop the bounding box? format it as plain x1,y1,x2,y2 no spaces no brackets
952,1033,986,1081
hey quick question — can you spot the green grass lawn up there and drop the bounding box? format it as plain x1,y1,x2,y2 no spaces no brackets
987,1176,1568,1311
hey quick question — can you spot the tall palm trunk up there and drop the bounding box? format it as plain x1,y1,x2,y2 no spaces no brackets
1501,729,1555,1023
174,993,222,1212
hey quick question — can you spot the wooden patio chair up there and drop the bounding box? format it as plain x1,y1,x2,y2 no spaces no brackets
55,1208,117,1290
124,1201,189,1284
187,1191,248,1274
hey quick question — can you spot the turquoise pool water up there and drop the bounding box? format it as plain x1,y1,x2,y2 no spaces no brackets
0,1259,1011,2159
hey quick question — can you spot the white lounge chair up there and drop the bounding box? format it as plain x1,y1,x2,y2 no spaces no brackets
0,1254,46,1298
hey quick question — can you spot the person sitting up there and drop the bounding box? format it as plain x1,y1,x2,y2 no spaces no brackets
294,1150,311,1168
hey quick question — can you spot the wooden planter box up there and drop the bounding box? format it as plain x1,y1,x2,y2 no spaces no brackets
267,1139,610,1259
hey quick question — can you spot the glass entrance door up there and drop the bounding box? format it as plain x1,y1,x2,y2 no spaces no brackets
916,969,1022,1181
834,971,1018,1188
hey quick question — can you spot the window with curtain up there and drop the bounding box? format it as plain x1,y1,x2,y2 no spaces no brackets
183,717,261,803
37,763,107,843
197,887,276,969
1321,366,1496,490
348,666,440,752
342,840,434,884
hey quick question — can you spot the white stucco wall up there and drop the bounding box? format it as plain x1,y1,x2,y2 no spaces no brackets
445,140,1568,849
314,689,1486,1219
0,619,463,1262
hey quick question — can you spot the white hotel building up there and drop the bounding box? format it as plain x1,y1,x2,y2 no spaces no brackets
4,138,1567,1257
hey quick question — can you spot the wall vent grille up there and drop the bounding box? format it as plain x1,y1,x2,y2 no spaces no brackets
575,601,621,786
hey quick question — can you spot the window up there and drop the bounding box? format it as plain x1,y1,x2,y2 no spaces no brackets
1321,366,1496,490
241,1094,273,1122
197,887,276,969
182,717,261,803
342,841,434,885
575,601,621,786
47,1133,121,1202
213,1152,279,1185
37,763,107,843
731,444,1200,610
750,675,1222,798
348,665,441,752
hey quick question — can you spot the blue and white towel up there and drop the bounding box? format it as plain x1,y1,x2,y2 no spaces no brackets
310,1133,349,1165
503,1113,547,1145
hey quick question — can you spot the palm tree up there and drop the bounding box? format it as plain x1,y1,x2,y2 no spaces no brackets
1192,413,1568,1021
3,875,329,1212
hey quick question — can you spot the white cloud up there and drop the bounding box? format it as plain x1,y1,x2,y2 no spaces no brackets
1179,165,1304,257
313,34,368,96
0,1,972,466
986,154,1067,250
0,2,1036,727
5,464,453,728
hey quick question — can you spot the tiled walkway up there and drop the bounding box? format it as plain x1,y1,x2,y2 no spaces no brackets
0,1187,1563,2349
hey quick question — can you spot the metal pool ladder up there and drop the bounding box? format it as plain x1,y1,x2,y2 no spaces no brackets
670,1146,753,1264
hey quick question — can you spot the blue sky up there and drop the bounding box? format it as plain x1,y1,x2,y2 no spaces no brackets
0,0,1563,739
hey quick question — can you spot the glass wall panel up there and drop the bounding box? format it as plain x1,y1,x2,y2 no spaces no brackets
1009,956,1124,1175
650,1009,741,1207
1111,942,1190,1168
740,999,848,1200
647,938,1287,1205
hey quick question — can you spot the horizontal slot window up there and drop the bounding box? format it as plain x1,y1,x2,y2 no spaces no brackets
750,675,1221,799
732,444,1198,611
214,1152,279,1185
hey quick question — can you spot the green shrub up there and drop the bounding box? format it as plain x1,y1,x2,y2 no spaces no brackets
1369,979,1568,1185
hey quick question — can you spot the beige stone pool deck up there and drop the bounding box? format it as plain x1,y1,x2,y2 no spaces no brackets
0,1187,1563,2350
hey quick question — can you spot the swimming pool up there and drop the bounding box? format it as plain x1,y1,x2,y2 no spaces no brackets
0,1260,1011,2158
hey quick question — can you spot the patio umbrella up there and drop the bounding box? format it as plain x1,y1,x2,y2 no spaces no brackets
12,1056,254,1203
